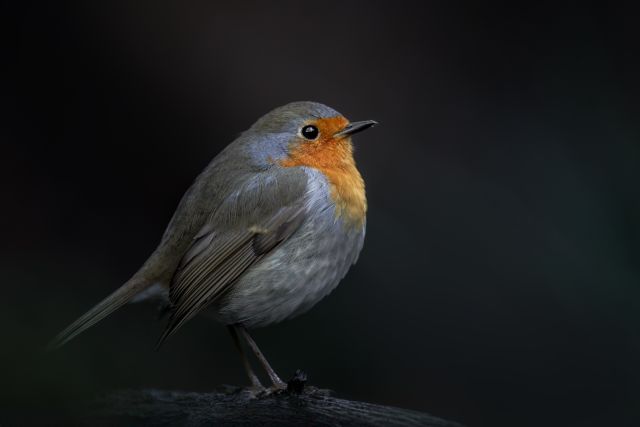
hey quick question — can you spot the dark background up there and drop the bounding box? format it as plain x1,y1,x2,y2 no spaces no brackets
3,1,639,426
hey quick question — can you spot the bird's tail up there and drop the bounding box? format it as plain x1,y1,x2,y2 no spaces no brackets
47,277,154,351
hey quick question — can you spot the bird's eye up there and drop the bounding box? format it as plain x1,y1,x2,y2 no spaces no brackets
301,125,319,140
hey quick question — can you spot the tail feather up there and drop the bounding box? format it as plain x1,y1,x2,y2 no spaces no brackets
48,279,151,351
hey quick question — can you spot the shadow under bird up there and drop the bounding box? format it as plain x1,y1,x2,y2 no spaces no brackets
49,101,377,391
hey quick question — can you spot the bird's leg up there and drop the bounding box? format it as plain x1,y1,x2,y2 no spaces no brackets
228,325,264,390
239,326,287,390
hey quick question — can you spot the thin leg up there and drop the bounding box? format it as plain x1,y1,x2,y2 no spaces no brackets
239,326,286,389
228,325,263,389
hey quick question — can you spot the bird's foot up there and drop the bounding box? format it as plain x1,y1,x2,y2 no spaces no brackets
237,370,308,397
237,381,284,397
238,384,268,398
259,380,287,396
262,369,308,395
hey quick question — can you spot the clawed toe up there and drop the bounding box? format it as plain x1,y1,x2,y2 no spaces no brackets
270,380,288,393
252,381,286,396
241,382,286,398
241,384,267,398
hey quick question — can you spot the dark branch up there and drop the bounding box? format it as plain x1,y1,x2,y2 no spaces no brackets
87,387,465,426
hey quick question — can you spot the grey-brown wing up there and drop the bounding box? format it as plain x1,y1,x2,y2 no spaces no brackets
156,169,308,347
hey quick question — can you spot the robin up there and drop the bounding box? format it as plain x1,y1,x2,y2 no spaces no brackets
49,101,377,391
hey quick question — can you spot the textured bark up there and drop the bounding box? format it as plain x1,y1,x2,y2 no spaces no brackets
88,387,465,426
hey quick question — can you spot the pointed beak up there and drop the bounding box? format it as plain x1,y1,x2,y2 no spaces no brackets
334,120,378,138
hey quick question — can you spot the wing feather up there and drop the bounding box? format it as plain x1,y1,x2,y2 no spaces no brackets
156,169,308,348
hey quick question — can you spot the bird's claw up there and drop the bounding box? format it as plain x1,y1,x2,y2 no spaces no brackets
269,380,288,393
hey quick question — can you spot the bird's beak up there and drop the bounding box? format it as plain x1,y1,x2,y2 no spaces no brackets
334,120,378,138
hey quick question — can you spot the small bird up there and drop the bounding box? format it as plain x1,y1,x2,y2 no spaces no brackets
49,101,377,391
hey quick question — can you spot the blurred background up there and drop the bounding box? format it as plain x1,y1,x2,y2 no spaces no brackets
3,1,639,426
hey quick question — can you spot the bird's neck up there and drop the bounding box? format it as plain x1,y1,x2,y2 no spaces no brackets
280,138,366,227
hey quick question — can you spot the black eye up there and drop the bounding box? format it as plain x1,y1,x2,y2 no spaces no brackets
301,125,319,140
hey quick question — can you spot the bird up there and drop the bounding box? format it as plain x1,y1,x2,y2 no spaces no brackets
49,101,377,391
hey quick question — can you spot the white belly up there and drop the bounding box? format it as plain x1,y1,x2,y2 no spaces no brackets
212,168,365,328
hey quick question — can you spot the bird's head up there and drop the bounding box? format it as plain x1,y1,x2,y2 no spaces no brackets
245,101,377,169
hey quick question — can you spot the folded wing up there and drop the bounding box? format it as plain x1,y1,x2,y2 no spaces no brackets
156,168,308,347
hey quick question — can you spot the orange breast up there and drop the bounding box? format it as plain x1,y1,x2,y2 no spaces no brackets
279,116,367,228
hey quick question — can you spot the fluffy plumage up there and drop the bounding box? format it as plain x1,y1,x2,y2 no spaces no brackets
49,101,370,351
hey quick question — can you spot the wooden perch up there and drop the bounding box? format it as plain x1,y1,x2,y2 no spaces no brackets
88,387,465,426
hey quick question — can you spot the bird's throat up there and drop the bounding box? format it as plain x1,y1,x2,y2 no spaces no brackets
280,134,366,228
